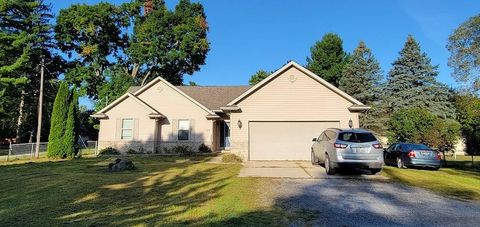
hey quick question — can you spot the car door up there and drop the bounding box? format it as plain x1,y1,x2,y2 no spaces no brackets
384,144,396,164
316,132,327,163
312,133,322,158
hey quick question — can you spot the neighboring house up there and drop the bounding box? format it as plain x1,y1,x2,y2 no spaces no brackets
91,61,370,160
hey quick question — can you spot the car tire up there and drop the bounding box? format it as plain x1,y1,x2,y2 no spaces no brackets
370,168,382,175
325,154,336,175
396,157,406,169
432,167,440,171
311,151,318,165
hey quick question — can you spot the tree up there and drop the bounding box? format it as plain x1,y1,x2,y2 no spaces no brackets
55,2,133,99
306,33,348,87
63,90,78,158
339,41,383,104
386,35,455,118
453,94,480,155
447,14,480,93
249,70,271,85
47,82,69,158
127,0,210,85
95,69,134,111
388,108,461,154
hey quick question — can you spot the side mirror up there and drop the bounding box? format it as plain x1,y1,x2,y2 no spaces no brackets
312,138,317,142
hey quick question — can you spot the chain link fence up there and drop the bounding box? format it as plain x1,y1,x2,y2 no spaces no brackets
0,141,98,162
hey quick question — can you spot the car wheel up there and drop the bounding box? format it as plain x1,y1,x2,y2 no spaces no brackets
396,157,406,169
311,151,318,165
370,168,382,175
325,154,336,175
431,167,440,171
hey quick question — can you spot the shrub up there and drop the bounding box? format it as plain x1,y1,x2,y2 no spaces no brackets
221,153,243,163
388,108,461,153
163,145,195,155
198,143,213,153
126,149,138,154
98,147,120,156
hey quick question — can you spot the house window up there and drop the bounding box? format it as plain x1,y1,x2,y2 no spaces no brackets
178,120,190,141
121,119,134,140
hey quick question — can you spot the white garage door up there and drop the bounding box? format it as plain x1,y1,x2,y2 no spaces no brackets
249,121,340,160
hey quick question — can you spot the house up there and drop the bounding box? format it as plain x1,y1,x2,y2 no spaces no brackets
91,61,370,160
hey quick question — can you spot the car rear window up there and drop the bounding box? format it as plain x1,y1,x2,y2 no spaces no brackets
401,144,431,150
338,132,377,143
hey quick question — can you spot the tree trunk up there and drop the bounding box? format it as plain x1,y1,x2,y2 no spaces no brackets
15,89,26,143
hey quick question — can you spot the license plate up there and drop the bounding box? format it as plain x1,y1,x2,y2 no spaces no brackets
420,151,431,156
354,148,368,153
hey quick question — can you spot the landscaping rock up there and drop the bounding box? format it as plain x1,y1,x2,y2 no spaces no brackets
108,159,135,171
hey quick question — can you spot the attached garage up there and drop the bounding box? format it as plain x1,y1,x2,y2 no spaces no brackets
249,121,340,160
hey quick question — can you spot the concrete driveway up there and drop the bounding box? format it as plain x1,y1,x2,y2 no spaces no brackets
239,161,387,179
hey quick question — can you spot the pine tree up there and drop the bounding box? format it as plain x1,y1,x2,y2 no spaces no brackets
306,33,348,87
47,82,69,158
64,89,78,158
386,35,455,118
339,41,383,104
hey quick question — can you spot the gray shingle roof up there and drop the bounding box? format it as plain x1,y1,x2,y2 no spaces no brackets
127,85,251,110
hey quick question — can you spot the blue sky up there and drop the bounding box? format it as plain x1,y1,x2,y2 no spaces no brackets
46,0,479,108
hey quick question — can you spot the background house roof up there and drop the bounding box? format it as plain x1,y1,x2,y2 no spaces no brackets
127,85,251,110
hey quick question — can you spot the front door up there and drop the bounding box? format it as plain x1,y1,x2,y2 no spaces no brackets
220,121,231,149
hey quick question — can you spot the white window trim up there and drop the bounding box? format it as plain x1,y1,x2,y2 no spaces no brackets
121,118,134,140
178,119,190,141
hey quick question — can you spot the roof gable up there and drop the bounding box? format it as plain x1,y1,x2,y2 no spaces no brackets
97,93,160,115
227,61,364,106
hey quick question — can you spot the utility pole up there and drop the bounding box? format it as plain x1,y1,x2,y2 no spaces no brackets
34,57,45,158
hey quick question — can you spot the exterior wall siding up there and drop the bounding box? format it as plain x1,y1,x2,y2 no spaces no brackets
229,66,359,160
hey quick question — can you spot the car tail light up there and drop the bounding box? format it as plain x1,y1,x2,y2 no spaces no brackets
334,143,348,149
372,143,383,149
407,150,416,158
436,152,442,160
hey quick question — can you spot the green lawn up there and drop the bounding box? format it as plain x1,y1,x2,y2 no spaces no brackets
0,156,310,226
382,155,480,201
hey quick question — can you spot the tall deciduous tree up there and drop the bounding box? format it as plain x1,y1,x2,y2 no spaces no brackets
127,0,210,85
47,82,69,158
453,94,480,155
339,41,383,104
386,35,455,118
447,14,480,93
249,70,271,85
306,33,348,87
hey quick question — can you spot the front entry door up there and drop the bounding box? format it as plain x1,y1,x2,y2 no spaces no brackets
220,121,231,149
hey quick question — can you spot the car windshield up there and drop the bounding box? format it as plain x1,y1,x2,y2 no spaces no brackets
338,132,377,143
402,144,431,150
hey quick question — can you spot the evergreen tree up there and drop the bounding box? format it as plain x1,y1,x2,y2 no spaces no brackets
64,89,78,158
339,41,383,104
386,35,455,118
306,33,348,87
249,70,271,85
47,82,69,158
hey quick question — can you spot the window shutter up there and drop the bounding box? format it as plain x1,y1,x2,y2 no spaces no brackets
133,118,139,141
190,119,195,141
172,119,178,141
116,119,122,140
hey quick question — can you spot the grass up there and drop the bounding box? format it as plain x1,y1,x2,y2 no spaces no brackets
382,155,480,201
0,155,311,226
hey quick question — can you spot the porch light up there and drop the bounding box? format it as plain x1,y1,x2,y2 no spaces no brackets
348,119,353,129
237,119,242,128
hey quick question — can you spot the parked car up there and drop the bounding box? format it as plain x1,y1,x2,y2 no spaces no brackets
311,128,384,175
384,143,441,170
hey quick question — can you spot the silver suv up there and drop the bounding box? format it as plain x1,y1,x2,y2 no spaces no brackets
311,128,384,175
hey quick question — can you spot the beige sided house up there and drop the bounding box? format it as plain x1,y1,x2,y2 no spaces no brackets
91,61,370,160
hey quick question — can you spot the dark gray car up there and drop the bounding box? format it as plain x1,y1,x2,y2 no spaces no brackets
384,143,441,170
311,128,384,175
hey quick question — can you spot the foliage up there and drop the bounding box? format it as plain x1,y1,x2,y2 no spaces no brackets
98,147,120,156
386,35,455,118
47,82,70,158
78,106,99,140
95,68,134,111
388,108,461,153
360,102,390,135
249,70,271,85
447,14,480,93
63,90,79,158
453,94,480,155
198,143,212,153
127,0,210,85
339,41,383,104
221,153,243,163
306,33,348,87
163,145,195,155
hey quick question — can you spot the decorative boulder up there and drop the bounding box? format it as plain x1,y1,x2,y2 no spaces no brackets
108,159,135,171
